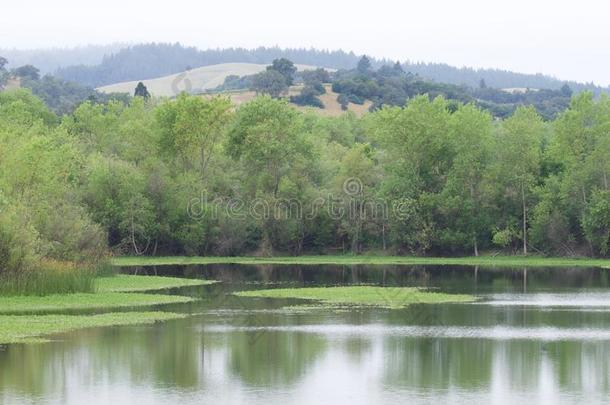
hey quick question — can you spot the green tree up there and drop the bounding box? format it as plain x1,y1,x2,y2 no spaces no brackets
134,82,151,99
490,106,544,255
13,65,40,81
250,70,288,98
369,96,453,253
156,94,233,179
357,56,372,74
547,92,610,253
226,96,313,253
581,190,610,255
267,58,297,86
441,104,493,255
334,143,381,253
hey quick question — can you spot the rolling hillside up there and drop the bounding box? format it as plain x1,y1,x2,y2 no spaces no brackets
96,63,328,97
205,84,372,117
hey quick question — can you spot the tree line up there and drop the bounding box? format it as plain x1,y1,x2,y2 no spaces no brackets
0,53,589,121
1,87,609,284
39,43,606,93
218,56,574,120
0,58,129,115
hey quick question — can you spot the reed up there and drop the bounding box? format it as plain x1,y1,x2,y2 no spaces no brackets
0,259,97,296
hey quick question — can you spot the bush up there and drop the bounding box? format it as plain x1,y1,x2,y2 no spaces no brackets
582,190,610,256
0,202,107,296
0,206,39,277
337,94,349,110
290,86,324,108
348,94,364,105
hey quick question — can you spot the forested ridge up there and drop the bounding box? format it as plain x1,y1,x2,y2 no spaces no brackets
1,86,609,292
43,43,606,93
0,51,595,121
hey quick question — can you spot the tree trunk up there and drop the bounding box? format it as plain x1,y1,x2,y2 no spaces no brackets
259,229,273,257
521,183,527,256
351,228,359,254
470,183,478,257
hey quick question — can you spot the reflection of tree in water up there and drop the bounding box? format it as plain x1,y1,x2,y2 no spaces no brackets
381,338,610,392
2,264,610,400
0,316,211,398
227,328,327,387
147,264,610,292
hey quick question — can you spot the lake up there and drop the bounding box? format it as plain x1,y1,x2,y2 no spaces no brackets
1,264,609,404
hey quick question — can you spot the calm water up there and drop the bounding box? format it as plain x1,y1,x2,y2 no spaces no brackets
1,264,610,405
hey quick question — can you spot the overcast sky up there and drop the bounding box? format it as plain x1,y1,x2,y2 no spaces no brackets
2,0,609,85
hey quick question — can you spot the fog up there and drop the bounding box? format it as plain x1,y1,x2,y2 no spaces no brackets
2,0,609,85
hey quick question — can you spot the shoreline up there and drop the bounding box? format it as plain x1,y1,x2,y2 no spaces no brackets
112,255,610,269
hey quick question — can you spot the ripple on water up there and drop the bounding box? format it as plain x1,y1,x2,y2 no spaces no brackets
200,324,610,341
480,292,610,308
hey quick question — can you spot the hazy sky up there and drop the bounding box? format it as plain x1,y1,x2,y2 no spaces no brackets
2,0,609,85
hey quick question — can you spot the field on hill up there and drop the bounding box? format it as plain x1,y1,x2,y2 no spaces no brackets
97,63,368,116
206,84,372,116
96,63,328,97
2,77,21,90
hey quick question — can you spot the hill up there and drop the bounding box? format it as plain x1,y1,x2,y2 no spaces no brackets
57,44,356,88
96,63,331,97
0,44,124,74
97,64,368,116
48,43,607,93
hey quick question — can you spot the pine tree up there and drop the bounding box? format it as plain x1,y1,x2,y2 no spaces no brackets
134,82,150,99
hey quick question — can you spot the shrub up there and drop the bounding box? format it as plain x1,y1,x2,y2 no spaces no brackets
0,205,39,277
290,86,324,108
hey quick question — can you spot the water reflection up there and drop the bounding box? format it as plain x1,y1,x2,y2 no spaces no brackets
0,264,609,404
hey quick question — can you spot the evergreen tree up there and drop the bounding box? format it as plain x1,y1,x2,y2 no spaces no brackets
357,55,371,74
134,82,150,99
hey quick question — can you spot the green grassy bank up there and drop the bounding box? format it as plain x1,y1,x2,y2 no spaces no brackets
0,275,212,344
96,274,216,292
0,312,187,344
236,286,475,309
112,255,610,268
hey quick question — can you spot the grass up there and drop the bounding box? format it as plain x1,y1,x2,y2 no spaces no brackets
0,292,195,314
0,274,209,345
95,274,215,292
0,312,186,344
0,260,96,296
112,255,610,269
0,274,214,313
235,286,475,309
206,84,372,117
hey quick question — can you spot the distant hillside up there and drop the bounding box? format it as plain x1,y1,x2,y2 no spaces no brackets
97,63,331,97
58,44,359,88
51,43,607,93
0,44,125,74
404,63,603,94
